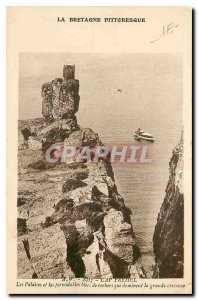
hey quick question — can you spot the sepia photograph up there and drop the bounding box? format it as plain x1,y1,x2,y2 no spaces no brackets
17,53,183,280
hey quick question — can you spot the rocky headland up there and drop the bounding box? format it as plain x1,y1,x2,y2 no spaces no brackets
17,65,144,279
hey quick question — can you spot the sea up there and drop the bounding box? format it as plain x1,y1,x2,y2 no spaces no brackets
77,96,182,275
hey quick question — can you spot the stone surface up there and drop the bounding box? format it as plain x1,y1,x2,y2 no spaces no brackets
28,136,43,150
63,65,75,80
153,133,184,278
17,123,142,278
41,82,53,122
17,65,142,279
41,65,80,121
103,209,134,263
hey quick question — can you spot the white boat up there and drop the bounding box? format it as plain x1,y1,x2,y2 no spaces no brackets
134,130,154,142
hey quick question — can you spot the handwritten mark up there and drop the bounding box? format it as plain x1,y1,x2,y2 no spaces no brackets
150,22,179,43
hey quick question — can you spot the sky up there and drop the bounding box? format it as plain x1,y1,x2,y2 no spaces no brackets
19,53,182,145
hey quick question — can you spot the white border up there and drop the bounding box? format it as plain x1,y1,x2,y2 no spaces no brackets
0,1,196,299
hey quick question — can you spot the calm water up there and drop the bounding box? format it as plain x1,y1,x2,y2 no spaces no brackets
76,74,182,260
78,107,182,258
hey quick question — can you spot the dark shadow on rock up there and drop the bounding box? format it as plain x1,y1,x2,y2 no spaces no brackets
17,218,28,236
62,178,87,193
32,271,38,279
67,162,87,170
104,249,130,278
21,128,32,141
17,197,26,207
67,243,86,278
132,244,141,263
22,238,31,260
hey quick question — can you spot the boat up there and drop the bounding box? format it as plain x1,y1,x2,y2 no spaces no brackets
134,130,154,142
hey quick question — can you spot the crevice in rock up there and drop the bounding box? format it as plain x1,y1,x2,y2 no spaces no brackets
17,218,28,236
66,243,86,278
22,238,39,279
103,249,130,278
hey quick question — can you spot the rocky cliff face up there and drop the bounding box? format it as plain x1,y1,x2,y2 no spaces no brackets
153,134,184,278
41,64,80,122
17,65,143,279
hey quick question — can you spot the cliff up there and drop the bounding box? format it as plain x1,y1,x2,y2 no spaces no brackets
17,65,143,279
153,134,184,278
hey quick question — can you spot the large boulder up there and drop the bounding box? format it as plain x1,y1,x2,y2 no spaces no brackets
28,136,42,150
41,65,80,121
